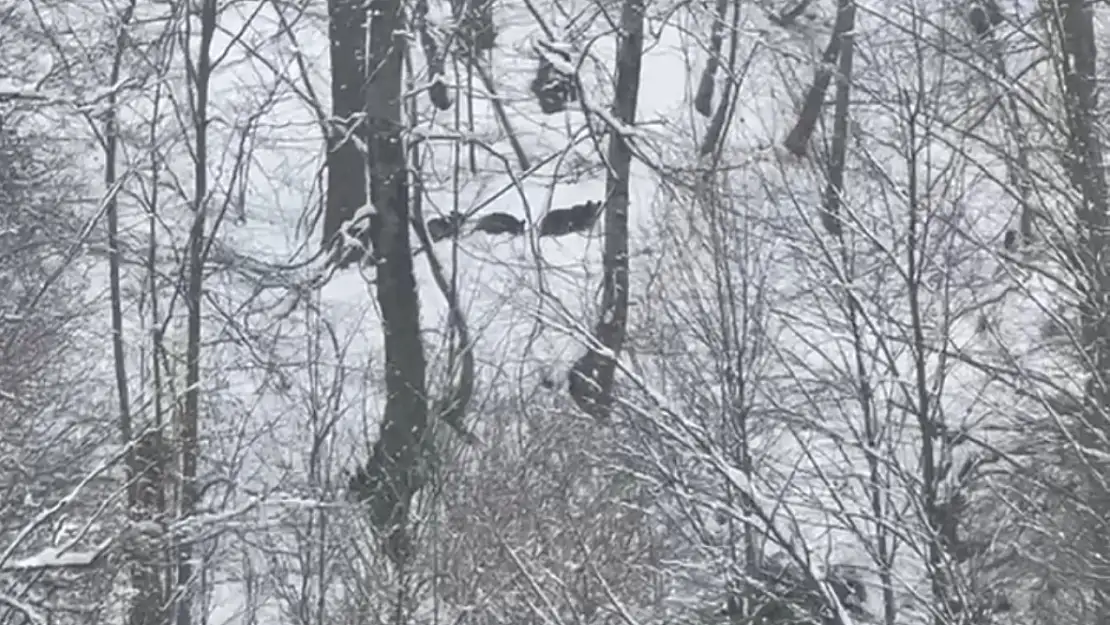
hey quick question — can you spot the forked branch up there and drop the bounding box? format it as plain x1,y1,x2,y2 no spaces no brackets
783,0,856,157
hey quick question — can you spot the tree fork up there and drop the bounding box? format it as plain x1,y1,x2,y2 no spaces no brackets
783,0,855,157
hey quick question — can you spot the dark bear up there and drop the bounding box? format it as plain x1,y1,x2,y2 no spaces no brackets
538,201,602,237
474,212,525,235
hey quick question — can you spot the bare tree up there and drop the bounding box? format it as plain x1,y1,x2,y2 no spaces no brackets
85,3,175,623
783,0,856,158
174,4,219,624
0,98,118,625
979,2,1110,623
568,0,644,421
343,0,432,571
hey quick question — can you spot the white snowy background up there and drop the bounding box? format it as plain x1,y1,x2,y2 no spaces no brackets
0,0,1089,623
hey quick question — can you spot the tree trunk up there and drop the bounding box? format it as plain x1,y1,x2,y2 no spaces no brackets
698,0,742,158
694,0,730,118
820,0,855,237
568,0,644,420
356,0,431,567
130,429,168,625
323,0,369,268
1048,1,1110,620
100,2,169,623
178,2,217,624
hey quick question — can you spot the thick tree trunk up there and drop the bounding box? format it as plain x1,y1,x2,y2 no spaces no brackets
569,0,643,420
323,0,369,268
698,0,742,158
1049,1,1110,620
351,0,431,567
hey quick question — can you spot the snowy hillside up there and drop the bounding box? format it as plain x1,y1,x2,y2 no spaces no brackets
2,0,1105,625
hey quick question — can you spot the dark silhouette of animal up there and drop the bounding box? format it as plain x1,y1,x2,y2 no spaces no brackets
717,559,869,625
984,0,1003,26
969,1,1003,37
531,41,578,114
426,211,467,242
451,0,497,51
429,78,452,111
473,212,525,235
538,201,602,237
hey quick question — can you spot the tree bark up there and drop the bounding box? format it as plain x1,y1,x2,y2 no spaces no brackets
323,0,369,268
178,3,217,624
358,0,431,566
694,0,729,118
569,0,643,421
820,0,855,237
698,0,743,158
100,2,170,623
130,429,168,625
1048,1,1110,620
